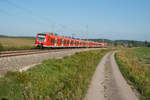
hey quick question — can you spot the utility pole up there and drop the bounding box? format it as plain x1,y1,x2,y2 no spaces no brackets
103,38,105,43
86,25,89,48
86,25,88,41
103,39,105,48
71,33,75,38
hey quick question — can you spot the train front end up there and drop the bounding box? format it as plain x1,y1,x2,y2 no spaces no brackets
35,33,47,48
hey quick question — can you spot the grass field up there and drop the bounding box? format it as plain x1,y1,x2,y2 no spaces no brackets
115,48,150,100
0,37,35,50
0,49,110,100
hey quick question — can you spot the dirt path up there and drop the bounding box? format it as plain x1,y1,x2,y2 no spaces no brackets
84,51,139,100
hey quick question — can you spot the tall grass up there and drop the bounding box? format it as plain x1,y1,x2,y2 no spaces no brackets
0,49,110,100
115,48,150,100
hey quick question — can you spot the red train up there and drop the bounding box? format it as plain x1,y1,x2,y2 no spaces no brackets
35,32,107,48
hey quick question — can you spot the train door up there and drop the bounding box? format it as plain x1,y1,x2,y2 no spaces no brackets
54,38,57,47
57,38,61,47
67,40,70,47
63,39,66,47
50,37,55,47
61,39,64,47
78,41,80,47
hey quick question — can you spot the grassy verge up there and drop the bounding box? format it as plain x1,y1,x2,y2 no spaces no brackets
0,49,110,100
115,48,150,100
2,46,35,50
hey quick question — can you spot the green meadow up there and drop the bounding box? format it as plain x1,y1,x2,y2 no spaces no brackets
115,48,150,100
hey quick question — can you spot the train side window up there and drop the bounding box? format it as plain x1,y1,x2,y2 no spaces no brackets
51,39,53,43
64,41,66,44
61,40,64,44
55,39,58,44
67,41,68,44
68,41,69,44
66,41,68,44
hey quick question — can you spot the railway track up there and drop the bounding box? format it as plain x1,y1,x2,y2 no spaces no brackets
0,48,87,58
0,49,69,58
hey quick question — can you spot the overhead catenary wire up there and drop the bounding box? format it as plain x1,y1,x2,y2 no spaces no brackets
0,0,111,39
1,0,78,35
2,0,82,37
0,8,11,16
2,0,54,26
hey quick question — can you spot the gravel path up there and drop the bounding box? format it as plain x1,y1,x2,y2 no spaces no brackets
84,51,139,100
0,48,100,76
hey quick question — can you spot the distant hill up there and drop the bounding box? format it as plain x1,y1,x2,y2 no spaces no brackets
85,39,113,44
85,39,147,47
0,35,34,38
115,40,146,47
0,35,8,37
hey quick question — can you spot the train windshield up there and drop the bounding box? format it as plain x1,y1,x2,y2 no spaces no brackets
37,34,46,42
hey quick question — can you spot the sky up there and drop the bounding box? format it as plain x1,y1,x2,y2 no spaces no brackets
0,0,150,41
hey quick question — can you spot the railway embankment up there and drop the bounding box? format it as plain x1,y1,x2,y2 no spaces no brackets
0,48,101,76
0,48,110,100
